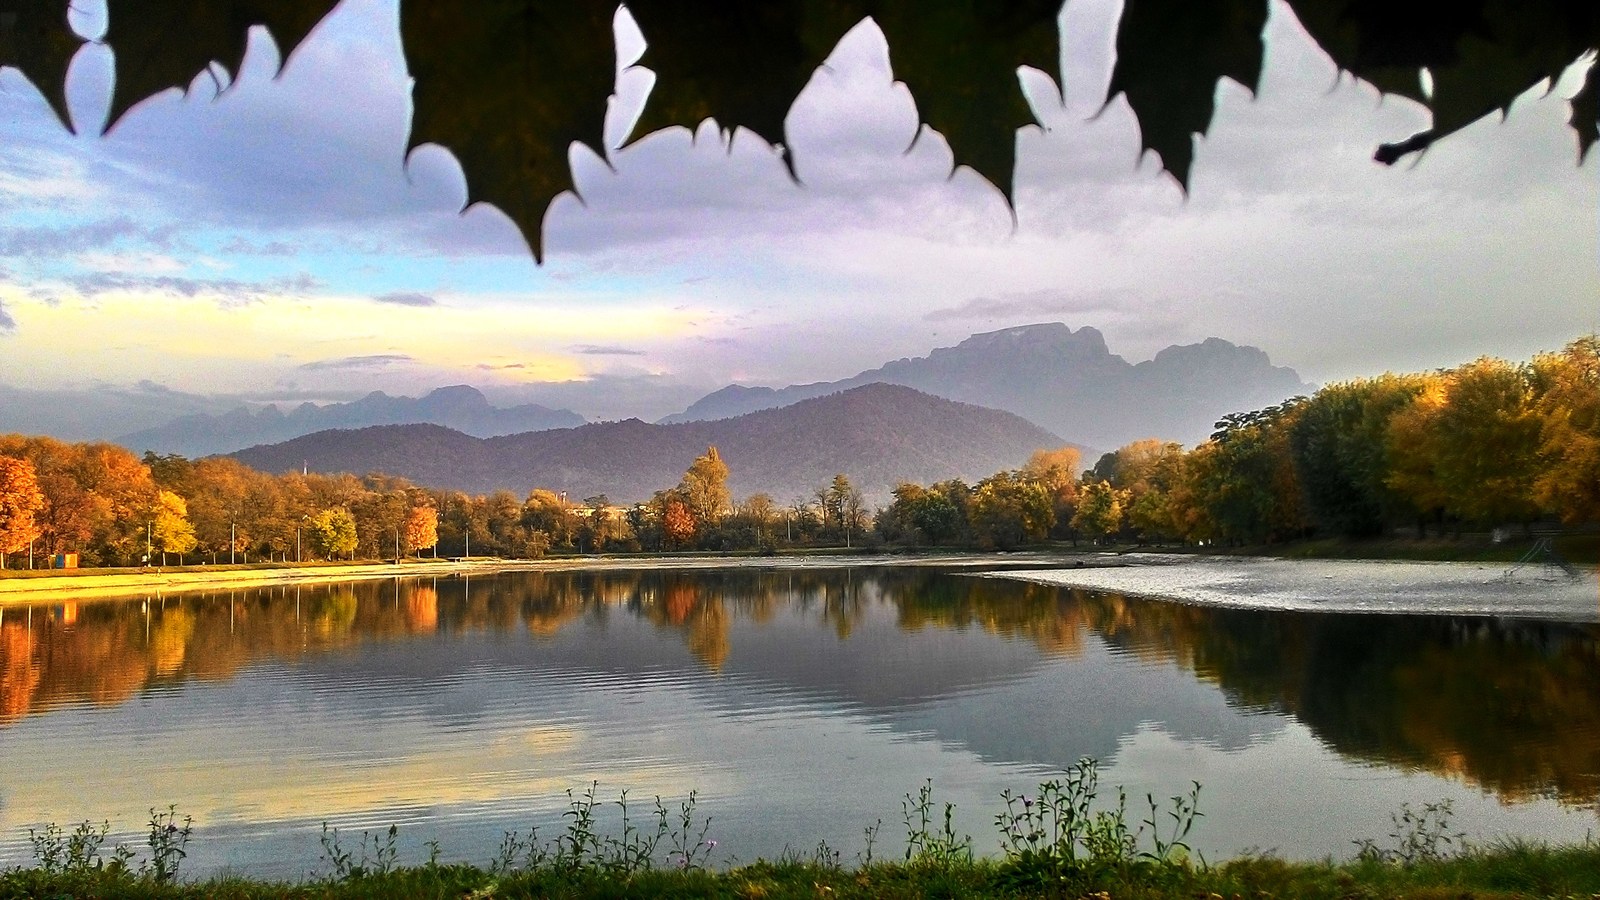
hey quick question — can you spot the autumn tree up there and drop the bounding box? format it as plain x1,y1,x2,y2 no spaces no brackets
727,493,779,549
1389,358,1543,529
577,495,634,553
1022,446,1082,538
0,436,157,565
662,496,696,549
1529,336,1600,524
680,447,732,526
352,489,409,560
149,490,198,565
403,504,439,556
523,489,577,549
306,507,358,560
0,456,44,567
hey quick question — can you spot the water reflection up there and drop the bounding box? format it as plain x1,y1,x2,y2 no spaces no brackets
4,568,1598,811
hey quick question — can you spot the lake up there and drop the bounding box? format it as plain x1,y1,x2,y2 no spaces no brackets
1,565,1597,878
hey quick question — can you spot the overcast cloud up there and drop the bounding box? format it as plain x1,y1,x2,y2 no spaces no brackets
0,0,1593,434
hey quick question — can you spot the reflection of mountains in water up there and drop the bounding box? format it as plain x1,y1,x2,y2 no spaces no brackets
3,569,1597,804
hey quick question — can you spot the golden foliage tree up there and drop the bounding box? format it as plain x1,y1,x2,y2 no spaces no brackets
680,446,731,526
1530,336,1600,523
0,456,45,565
306,507,358,560
150,490,198,564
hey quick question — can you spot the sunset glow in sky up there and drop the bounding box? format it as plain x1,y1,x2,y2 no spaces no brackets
0,0,1594,423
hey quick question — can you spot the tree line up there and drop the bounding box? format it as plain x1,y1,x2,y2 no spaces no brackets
0,438,881,566
0,335,1593,566
877,335,1597,549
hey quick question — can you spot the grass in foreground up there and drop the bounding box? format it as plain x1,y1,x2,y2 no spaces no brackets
6,768,1600,899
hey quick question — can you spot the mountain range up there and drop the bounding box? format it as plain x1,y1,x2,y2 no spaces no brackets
119,385,584,456
660,323,1312,450
230,383,1067,504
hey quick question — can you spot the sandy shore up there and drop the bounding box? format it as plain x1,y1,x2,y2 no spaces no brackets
983,553,1600,622
0,551,1099,604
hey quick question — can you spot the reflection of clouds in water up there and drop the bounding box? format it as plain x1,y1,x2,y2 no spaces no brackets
889,637,1287,771
1,567,1598,876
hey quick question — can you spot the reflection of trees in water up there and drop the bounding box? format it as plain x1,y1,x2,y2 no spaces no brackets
3,569,1598,807
1059,590,1600,807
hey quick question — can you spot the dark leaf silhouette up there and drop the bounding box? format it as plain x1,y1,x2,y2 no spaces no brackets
1,1,1591,259
623,0,859,175
0,0,80,129
102,1,339,131
870,0,1062,205
401,0,617,262
1104,0,1270,188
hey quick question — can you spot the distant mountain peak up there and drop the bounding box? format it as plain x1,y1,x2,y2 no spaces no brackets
119,385,585,457
233,383,1066,505
423,384,489,404
660,322,1311,448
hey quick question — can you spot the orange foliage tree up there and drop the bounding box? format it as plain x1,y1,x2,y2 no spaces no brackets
403,505,439,556
0,456,45,565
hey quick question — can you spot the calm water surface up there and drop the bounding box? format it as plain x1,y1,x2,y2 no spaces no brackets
1,566,1597,877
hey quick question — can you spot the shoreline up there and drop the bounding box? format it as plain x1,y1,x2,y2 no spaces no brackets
6,551,1596,622
989,552,1600,622
0,550,1111,604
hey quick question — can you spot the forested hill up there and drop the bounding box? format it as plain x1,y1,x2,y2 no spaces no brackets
121,385,585,456
660,323,1313,449
229,383,1069,503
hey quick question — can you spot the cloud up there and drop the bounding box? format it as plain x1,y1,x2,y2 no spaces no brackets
297,353,415,371
0,218,176,258
373,291,437,307
926,289,1129,323
569,344,646,356
0,299,15,333
219,237,300,256
47,271,321,306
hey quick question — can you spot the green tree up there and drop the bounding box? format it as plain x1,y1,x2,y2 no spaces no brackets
306,507,358,560
1195,400,1308,544
813,474,864,542
1071,479,1127,543
969,471,1053,549
883,482,961,547
1289,375,1428,537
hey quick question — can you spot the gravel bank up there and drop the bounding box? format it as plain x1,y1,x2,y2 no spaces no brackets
985,553,1600,622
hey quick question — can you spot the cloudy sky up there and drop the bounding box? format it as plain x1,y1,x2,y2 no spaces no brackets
0,0,1594,424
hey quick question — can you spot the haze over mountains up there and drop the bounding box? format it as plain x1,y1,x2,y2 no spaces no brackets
1,323,1312,459
662,323,1312,450
119,386,584,456
231,384,1066,504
